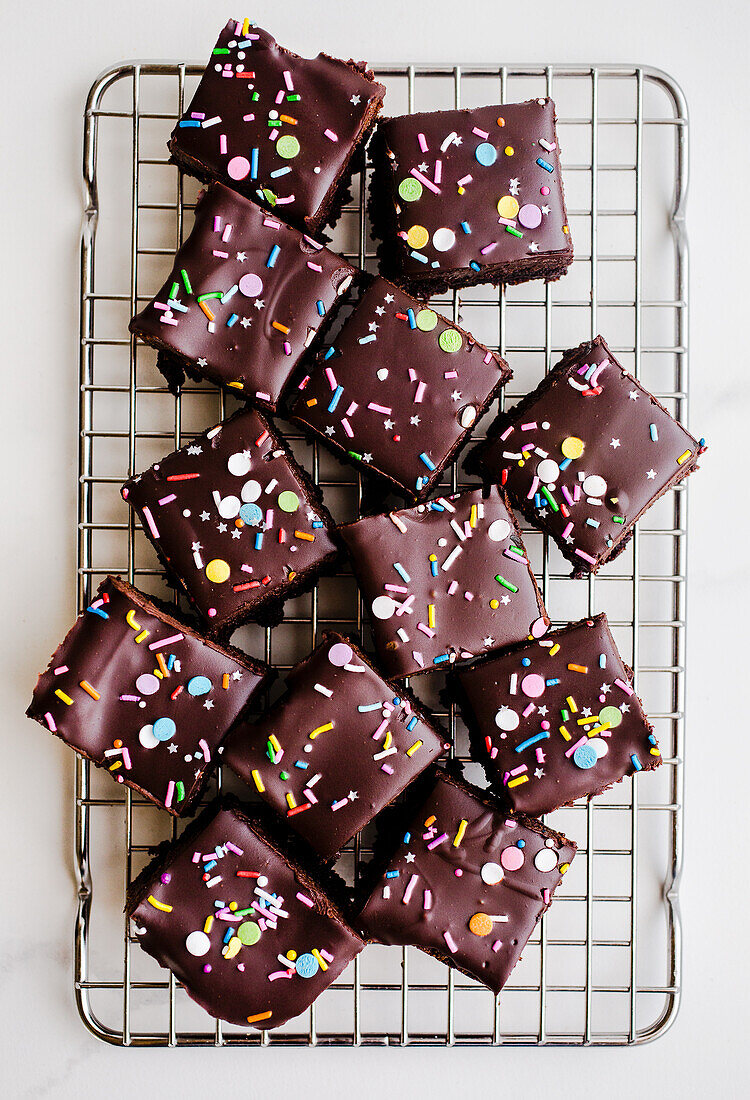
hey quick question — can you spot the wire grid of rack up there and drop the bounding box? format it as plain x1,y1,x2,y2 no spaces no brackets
76,60,688,1046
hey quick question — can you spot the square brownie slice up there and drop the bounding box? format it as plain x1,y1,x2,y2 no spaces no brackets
369,98,573,294
129,184,356,411
223,632,448,860
122,407,338,637
453,614,660,816
288,276,511,501
338,486,548,679
358,770,575,995
169,20,385,234
471,336,706,574
27,578,269,815
127,798,364,1029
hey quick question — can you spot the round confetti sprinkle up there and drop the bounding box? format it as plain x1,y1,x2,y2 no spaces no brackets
432,227,456,252
277,490,300,512
329,641,354,667
573,743,598,769
561,436,585,460
398,177,423,202
406,224,429,249
468,912,493,937
599,705,624,729
459,405,477,428
237,921,261,946
185,930,211,956
504,145,515,156
494,706,520,731
521,673,546,698
500,845,525,871
531,617,548,639
415,309,438,332
153,717,176,742
481,861,504,885
239,502,263,526
497,195,520,219
583,474,608,498
536,458,560,484
438,329,462,354
371,595,397,620
475,141,497,166
590,736,609,759
295,952,320,979
241,479,262,503
541,185,550,196
218,494,241,519
187,676,212,696
276,134,300,159
487,519,511,542
227,156,250,180
534,848,559,873
138,724,159,749
238,273,264,297
135,673,160,696
377,368,389,381
518,203,543,229
206,559,231,583
227,451,252,476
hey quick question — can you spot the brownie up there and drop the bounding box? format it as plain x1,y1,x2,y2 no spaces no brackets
453,614,660,816
288,276,511,501
26,577,268,815
127,799,364,1029
129,185,356,410
358,770,576,995
169,19,385,235
369,99,573,294
122,407,338,637
223,632,448,860
338,486,548,680
470,336,706,575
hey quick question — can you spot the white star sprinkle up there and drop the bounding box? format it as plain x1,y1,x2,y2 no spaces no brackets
203,700,214,710
410,415,421,425
454,136,462,146
500,595,510,605
483,636,495,647
368,321,378,332
581,706,593,717
200,511,210,521
167,742,178,754
600,683,611,695
350,94,361,105
254,299,265,310
236,251,246,261
197,357,208,367
348,790,358,801
450,390,461,401
375,306,385,315
509,178,520,195
405,852,416,863
186,445,203,455
541,205,550,215
534,768,545,779
384,419,394,430
563,532,574,544
537,705,548,716
611,438,621,449
629,390,639,400
646,469,656,480
231,529,241,539
528,241,539,253
418,161,429,172
325,425,335,436
384,293,394,303
191,541,202,552
620,703,630,713
362,453,373,462
240,317,251,328
217,522,228,533
232,670,243,681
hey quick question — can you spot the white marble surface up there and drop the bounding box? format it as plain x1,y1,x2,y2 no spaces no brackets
2,0,747,1095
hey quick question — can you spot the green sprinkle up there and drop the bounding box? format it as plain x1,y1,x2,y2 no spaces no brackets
175,781,185,802
212,48,230,54
180,269,192,295
251,91,260,101
267,120,282,128
508,545,525,556
169,281,179,300
262,188,277,206
347,450,363,461
287,93,301,101
505,225,524,239
495,575,519,593
541,486,559,512
280,770,290,781
197,291,223,302
613,516,625,524
561,708,570,721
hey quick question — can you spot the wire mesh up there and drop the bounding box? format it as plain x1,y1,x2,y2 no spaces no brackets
76,61,688,1045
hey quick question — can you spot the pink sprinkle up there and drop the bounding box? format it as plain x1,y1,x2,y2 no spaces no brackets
199,739,211,763
320,949,334,963
472,126,489,138
119,695,140,702
510,764,527,776
268,969,293,981
527,475,540,500
423,890,432,911
484,351,493,364
408,368,418,382
274,90,285,105
263,217,282,229
283,342,292,356
444,370,458,379
417,132,429,152
402,874,419,904
297,891,314,908
562,521,574,539
274,195,295,204
561,486,575,507
213,216,222,232
325,366,337,390
122,748,132,770
575,548,597,564
341,418,354,437
427,832,449,850
457,174,473,187
164,781,175,809
385,584,408,593
331,798,348,811
490,747,498,759
615,678,634,696
306,261,323,272
523,703,536,718
241,564,253,574
44,712,57,731
53,665,68,676
443,931,458,953
324,128,338,141
141,506,160,539
157,493,176,506
521,422,537,431
497,217,517,228
381,764,394,774
256,391,272,401
368,402,392,415
345,402,358,416
191,112,205,120
480,242,497,255
464,592,474,602
573,484,582,502
414,381,426,403
434,159,442,184
222,224,233,243
283,70,294,90
447,580,458,595
409,168,441,195
160,316,179,327
492,939,503,953
219,134,227,155
565,736,588,758
242,113,255,122
303,788,318,804
543,888,551,904
148,633,184,651
501,426,514,441
417,622,436,638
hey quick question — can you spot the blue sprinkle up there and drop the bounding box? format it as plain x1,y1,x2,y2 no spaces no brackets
312,520,324,528
386,870,400,879
316,300,325,316
358,334,377,344
403,832,411,843
226,313,238,327
428,502,445,511
514,731,550,753
460,221,471,234
167,654,175,671
294,761,309,769
328,384,344,412
470,261,481,271
394,563,411,582
357,702,382,712
266,244,281,268
410,250,428,263
86,606,109,619
224,928,233,944
649,423,658,442
407,308,416,329
648,735,657,745
545,678,561,686
178,119,201,128
599,654,607,668
534,493,543,508
392,697,401,705
433,654,449,664
517,840,525,849
324,346,337,360
586,518,600,528
475,141,497,166
536,157,554,172
522,657,531,667
407,716,418,731
416,476,427,490
270,166,291,178
204,860,217,872
420,452,436,470
559,457,572,471
254,531,264,550
250,148,259,179
631,753,643,772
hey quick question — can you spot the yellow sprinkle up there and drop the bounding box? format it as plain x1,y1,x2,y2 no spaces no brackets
650,747,662,756
311,948,328,971
470,504,477,528
147,895,172,913
203,915,214,934
309,722,333,739
286,949,297,961
383,730,392,750
199,301,215,321
508,775,529,788
549,643,560,657
251,769,265,793
247,1011,273,1024
559,725,571,741
79,680,100,701
272,320,291,334
453,819,467,847
55,689,74,706
242,17,250,36
677,449,692,465
156,652,169,677
559,862,570,874
109,761,122,771
568,663,588,674
286,792,297,810
224,936,242,959
294,530,315,541
134,629,150,644
153,669,164,680
126,610,141,632
586,722,611,738
428,604,435,629
269,733,282,753
578,714,600,725
228,381,244,389
406,740,423,757
566,695,578,713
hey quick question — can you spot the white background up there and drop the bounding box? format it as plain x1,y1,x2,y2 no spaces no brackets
2,1,747,1096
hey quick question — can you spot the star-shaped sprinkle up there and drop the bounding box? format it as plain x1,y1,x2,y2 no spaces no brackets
610,438,621,449
203,700,214,710
231,529,241,539
375,306,385,315
236,251,246,261
384,419,395,430
563,532,574,544
200,511,210,521
405,852,416,863
186,444,203,455
500,595,510,605
197,357,208,367
646,469,656,480
232,670,243,681
240,317,251,328
620,703,630,714
541,205,550,215
385,293,394,303
167,742,178,754
368,321,378,332
534,768,545,779
254,299,265,310
528,241,539,253
324,425,335,436
410,415,421,425
483,636,495,647
348,790,358,801
454,136,463,146
362,453,373,463
539,508,548,518
629,390,639,401
600,683,611,695
418,161,429,172
350,94,361,105
217,522,228,533
537,705,548,716
191,541,202,552
450,390,461,401
509,178,520,195
581,706,593,717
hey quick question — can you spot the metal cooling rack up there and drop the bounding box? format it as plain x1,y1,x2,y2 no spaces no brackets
76,61,688,1046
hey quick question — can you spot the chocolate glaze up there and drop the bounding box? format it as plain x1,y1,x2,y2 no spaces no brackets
339,486,548,680
471,336,705,574
26,578,268,814
224,632,448,860
129,184,356,411
454,614,660,816
358,770,576,996
288,276,511,501
122,407,338,637
128,800,364,1029
370,99,573,293
169,20,385,235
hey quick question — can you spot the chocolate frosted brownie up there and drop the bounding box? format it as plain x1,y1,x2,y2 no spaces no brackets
128,799,364,1028
224,632,448,860
27,578,268,814
288,276,511,501
370,99,573,293
358,770,575,995
454,614,660,816
129,184,356,410
170,20,385,234
471,336,706,574
122,407,338,636
338,486,548,679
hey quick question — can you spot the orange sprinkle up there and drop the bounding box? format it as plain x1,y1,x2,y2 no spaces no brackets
156,652,169,677
424,814,436,827
199,301,215,321
567,663,589,674
222,673,230,689
306,398,318,407
279,114,298,125
294,530,315,541
246,1011,273,1024
272,320,291,334
79,680,100,701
